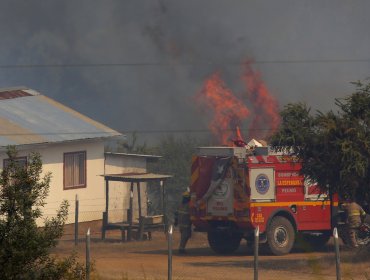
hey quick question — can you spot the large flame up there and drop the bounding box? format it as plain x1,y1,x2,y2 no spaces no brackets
195,72,250,144
242,62,280,139
196,62,280,145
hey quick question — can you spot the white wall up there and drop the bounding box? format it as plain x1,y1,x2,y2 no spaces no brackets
0,144,152,226
105,154,148,223
0,140,105,224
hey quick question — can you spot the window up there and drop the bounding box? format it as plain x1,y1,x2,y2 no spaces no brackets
64,151,86,189
3,156,27,169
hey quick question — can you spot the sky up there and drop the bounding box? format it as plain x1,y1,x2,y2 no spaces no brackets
0,1,369,144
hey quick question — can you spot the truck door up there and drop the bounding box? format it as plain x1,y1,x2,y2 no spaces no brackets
207,165,234,216
298,180,330,227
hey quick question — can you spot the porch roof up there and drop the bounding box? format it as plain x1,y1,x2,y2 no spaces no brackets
102,172,172,183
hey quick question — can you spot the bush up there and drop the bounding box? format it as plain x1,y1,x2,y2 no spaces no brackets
0,146,85,279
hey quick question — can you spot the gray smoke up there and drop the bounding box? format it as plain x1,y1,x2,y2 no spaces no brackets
0,0,369,143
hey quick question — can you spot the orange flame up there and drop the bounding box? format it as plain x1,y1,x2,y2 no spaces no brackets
242,62,280,139
196,62,280,145
195,72,250,144
233,126,247,147
236,126,243,141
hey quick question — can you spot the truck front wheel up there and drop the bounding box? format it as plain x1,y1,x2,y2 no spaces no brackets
266,216,295,255
207,231,242,254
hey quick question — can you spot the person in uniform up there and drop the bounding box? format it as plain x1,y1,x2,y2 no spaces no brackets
342,196,367,247
175,191,192,254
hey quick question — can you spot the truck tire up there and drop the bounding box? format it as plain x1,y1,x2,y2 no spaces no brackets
207,231,242,254
266,216,295,255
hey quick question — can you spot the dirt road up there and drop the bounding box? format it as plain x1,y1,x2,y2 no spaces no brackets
54,225,370,280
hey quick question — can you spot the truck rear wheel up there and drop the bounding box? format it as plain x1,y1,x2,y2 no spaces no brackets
207,231,242,254
266,216,295,256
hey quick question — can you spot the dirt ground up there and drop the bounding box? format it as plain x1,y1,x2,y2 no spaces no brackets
53,221,370,280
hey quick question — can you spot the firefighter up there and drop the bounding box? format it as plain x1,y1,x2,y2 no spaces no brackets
342,195,367,248
175,191,192,254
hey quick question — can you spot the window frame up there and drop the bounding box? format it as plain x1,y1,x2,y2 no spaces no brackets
3,156,28,169
63,151,87,190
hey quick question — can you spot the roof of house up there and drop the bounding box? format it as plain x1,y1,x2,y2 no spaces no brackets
105,152,162,162
0,87,121,147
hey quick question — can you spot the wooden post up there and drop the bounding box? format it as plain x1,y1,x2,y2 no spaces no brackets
86,228,91,280
137,182,143,240
333,227,341,280
105,179,109,214
138,216,145,241
74,194,79,246
161,180,167,229
121,228,126,242
159,180,163,212
103,179,109,241
254,226,259,280
167,225,173,280
102,211,107,240
127,182,134,241
137,182,142,218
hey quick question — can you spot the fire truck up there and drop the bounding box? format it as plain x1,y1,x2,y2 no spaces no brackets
189,144,340,255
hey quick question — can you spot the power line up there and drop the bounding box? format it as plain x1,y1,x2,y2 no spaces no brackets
0,58,369,69
0,127,274,137
121,128,273,134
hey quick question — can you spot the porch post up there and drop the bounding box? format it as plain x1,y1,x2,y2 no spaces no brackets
127,182,134,241
105,179,109,213
102,179,109,240
137,182,142,218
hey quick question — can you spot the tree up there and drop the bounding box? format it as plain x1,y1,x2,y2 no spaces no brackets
0,146,84,279
106,132,151,154
106,132,208,220
148,135,207,219
269,81,370,206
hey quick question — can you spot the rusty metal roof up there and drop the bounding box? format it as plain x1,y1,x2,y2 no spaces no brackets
0,87,122,147
0,89,32,100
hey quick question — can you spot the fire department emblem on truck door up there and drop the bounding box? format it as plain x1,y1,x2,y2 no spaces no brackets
255,174,270,194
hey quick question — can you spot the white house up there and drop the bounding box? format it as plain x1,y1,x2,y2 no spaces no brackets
0,87,161,224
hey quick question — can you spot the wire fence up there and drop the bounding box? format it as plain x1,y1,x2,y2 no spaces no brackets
44,198,370,280
58,225,356,280
41,195,177,242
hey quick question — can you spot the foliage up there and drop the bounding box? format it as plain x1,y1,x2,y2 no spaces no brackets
269,81,370,205
113,132,151,154
107,132,207,198
147,135,207,220
106,132,207,220
0,146,85,279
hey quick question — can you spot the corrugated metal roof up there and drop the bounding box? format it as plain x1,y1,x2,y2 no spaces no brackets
105,152,162,161
102,172,172,182
0,87,122,147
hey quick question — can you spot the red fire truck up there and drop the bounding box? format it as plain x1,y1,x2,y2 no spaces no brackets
189,145,339,255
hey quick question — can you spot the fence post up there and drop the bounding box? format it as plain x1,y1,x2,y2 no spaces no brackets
168,224,173,280
74,194,79,246
254,226,259,280
128,188,134,241
102,211,107,240
333,227,341,280
86,228,91,280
